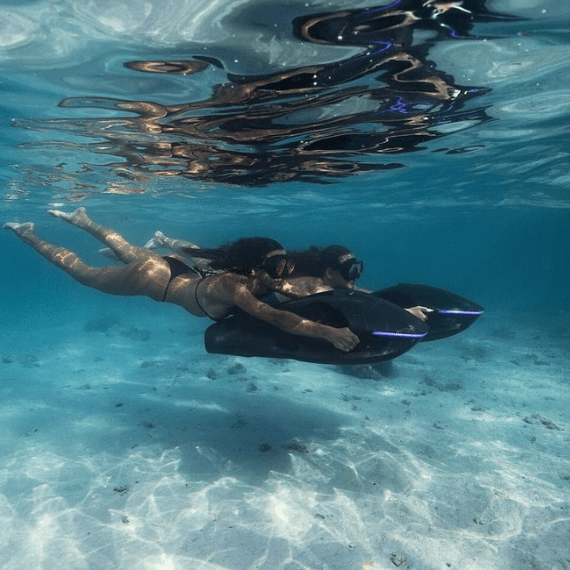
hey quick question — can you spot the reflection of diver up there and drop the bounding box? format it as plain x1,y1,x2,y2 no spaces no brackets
3,209,359,352
20,0,520,187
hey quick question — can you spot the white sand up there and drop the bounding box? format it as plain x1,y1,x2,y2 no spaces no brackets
1,304,569,570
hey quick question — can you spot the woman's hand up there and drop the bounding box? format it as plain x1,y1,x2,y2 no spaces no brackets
405,306,433,321
325,326,360,352
257,271,281,288
230,280,359,351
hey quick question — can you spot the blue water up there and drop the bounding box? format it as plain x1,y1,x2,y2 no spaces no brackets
1,1,569,569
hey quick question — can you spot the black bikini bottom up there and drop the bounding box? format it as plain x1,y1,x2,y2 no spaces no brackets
162,256,196,301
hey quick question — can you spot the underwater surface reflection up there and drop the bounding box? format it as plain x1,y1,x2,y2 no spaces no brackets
14,0,522,187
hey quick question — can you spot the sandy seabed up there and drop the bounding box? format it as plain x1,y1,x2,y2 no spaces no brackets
1,304,569,570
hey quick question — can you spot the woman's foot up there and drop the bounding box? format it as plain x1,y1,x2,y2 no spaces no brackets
3,221,36,237
405,306,433,321
48,206,90,227
143,230,167,250
99,247,119,260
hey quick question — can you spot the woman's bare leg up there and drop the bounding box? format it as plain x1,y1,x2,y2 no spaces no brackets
143,230,200,253
143,231,213,270
48,207,159,265
100,230,201,261
3,221,169,300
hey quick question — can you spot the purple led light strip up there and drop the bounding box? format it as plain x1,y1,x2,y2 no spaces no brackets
438,310,484,315
372,331,427,339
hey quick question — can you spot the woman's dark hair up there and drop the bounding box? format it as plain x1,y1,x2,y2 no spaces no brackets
181,237,283,273
289,245,353,277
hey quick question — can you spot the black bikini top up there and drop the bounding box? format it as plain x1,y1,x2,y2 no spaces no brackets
193,276,236,322
162,256,238,321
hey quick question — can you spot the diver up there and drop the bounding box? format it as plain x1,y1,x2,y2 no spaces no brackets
3,208,359,352
284,244,365,296
285,245,432,321
125,234,431,321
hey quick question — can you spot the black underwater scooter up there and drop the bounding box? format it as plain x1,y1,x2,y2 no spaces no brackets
204,283,484,365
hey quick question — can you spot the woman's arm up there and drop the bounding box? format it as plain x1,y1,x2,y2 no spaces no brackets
349,285,433,321
258,274,331,299
226,277,359,352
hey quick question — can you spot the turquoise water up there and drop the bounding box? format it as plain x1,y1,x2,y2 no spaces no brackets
1,1,569,569
1,1,568,321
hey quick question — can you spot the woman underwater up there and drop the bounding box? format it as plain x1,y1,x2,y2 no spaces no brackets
4,208,359,352
134,235,431,320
